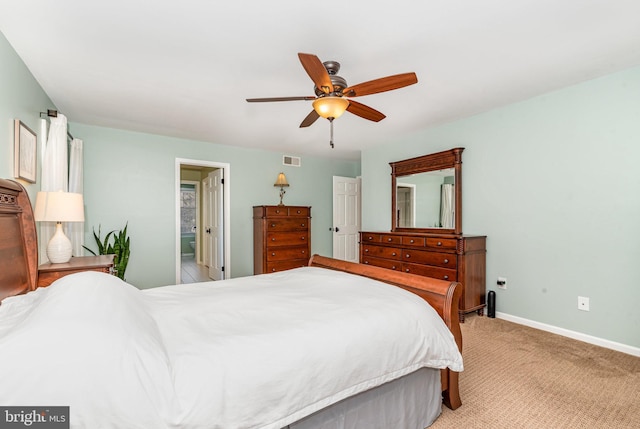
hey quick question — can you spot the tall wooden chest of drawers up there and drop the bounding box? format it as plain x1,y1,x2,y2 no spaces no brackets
253,205,311,274
360,231,486,321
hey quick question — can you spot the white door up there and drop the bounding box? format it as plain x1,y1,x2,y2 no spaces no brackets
332,176,361,262
204,169,224,280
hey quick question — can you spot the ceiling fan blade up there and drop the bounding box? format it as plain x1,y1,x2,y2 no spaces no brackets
342,72,418,97
298,53,334,94
246,96,316,102
346,100,386,122
299,110,320,128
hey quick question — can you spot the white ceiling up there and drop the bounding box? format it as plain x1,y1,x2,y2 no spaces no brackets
2,1,640,160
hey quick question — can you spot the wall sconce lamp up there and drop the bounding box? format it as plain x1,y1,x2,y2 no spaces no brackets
274,172,289,206
34,191,85,263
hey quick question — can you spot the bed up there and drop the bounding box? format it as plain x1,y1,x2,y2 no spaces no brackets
0,178,463,429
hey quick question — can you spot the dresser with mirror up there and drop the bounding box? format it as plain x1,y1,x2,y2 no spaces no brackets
359,147,487,321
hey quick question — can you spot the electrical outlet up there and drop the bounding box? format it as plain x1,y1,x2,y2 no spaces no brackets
497,277,507,290
578,296,590,311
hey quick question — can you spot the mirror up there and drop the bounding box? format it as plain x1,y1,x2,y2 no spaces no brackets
390,148,463,235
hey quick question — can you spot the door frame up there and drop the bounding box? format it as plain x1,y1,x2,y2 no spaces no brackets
175,158,231,284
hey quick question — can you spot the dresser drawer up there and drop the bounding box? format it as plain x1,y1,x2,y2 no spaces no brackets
402,236,426,247
402,263,457,281
426,237,457,250
361,233,382,243
362,256,401,271
380,234,402,245
267,218,309,231
403,249,457,269
266,246,309,261
361,245,402,260
266,259,309,273
288,207,310,217
265,206,289,217
267,231,309,247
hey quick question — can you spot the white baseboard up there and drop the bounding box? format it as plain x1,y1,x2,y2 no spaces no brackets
494,312,640,357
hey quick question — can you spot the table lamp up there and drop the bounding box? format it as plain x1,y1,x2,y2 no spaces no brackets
274,172,289,206
34,191,85,263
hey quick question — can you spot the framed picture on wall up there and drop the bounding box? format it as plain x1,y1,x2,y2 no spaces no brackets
14,119,37,183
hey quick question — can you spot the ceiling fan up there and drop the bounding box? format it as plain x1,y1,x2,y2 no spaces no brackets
246,53,418,148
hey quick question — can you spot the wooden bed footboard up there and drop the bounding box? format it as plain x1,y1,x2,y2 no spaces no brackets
308,254,462,410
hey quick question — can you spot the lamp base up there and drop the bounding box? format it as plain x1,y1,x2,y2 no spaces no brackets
47,222,73,264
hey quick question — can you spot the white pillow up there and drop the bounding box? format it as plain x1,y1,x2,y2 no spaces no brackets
0,272,179,429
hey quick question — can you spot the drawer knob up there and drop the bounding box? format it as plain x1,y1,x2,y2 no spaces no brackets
301,250,306,254
364,248,369,252
368,236,373,240
271,223,276,227
364,261,369,264
271,252,276,256
392,252,396,256
405,268,410,272
272,268,276,272
271,238,276,241
301,223,305,227
437,241,442,246
444,259,449,264
392,266,397,270
387,238,392,242
296,210,301,214
405,254,410,258
410,239,414,243
444,275,449,280
301,236,305,240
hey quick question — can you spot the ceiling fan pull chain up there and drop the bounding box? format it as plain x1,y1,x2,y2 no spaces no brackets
329,118,335,149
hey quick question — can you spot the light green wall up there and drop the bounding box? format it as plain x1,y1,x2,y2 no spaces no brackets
72,122,360,288
362,66,640,348
0,31,55,198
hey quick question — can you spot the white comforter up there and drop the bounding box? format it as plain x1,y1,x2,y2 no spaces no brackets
0,267,463,429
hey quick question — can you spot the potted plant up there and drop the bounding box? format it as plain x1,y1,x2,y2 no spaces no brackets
83,223,130,281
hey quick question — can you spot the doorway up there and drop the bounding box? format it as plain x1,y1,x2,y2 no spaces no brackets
175,158,231,284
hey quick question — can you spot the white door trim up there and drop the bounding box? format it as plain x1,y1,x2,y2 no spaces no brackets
175,158,231,284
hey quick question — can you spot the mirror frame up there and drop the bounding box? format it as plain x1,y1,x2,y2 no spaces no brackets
390,147,464,235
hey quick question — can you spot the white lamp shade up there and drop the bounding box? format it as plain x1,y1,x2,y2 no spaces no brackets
34,191,85,222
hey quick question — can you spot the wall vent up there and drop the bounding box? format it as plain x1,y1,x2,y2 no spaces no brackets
283,155,301,167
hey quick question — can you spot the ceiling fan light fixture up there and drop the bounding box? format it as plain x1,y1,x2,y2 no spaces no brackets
312,96,349,119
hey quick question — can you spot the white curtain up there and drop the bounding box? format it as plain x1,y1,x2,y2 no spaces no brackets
68,138,84,256
39,114,69,262
440,184,455,229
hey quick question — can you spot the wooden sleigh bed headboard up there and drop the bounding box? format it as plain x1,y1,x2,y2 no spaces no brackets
0,179,38,301
0,178,463,410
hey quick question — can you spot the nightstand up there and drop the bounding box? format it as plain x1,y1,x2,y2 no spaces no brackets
37,255,116,287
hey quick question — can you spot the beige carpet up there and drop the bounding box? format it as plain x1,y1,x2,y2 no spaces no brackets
430,315,640,428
